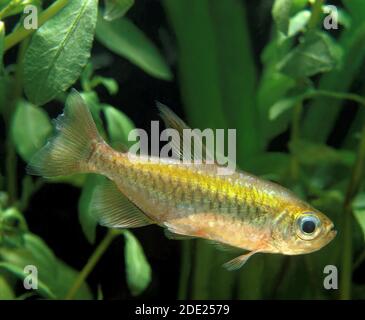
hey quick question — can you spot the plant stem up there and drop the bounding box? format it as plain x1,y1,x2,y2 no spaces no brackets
4,36,29,203
4,0,70,51
340,121,365,300
308,0,324,30
308,90,365,108
65,230,118,300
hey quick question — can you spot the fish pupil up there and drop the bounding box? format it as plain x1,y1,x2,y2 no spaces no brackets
302,220,316,234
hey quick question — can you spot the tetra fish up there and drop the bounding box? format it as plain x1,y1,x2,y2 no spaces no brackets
28,91,336,270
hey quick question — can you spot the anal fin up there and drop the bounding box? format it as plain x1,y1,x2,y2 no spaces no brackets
91,178,152,228
223,250,259,271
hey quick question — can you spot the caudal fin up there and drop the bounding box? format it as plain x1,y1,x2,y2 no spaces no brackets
27,90,104,178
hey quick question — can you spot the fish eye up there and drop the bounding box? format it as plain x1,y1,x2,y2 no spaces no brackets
296,213,321,240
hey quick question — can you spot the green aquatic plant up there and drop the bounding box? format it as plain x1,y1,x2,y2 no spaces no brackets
0,0,167,299
0,0,364,300
164,0,365,300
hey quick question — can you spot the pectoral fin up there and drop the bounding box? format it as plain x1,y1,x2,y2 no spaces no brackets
223,250,259,271
164,229,195,240
91,177,153,228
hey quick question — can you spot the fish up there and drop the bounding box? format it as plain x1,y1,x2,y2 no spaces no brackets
27,90,337,270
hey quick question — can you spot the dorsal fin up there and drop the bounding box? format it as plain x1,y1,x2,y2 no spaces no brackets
157,103,215,163
91,177,153,228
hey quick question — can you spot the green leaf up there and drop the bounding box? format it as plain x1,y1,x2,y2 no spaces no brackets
23,0,98,105
96,16,172,80
103,0,134,21
91,76,119,95
301,14,365,142
289,139,355,167
78,174,102,244
278,31,342,79
288,10,310,37
269,95,304,120
123,230,151,296
257,34,296,143
0,232,92,299
11,100,52,162
0,207,28,247
0,262,56,299
0,0,41,19
0,275,15,299
0,0,10,11
103,105,135,147
353,193,365,242
245,152,290,182
272,0,292,35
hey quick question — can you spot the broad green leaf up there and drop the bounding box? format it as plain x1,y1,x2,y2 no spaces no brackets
245,152,290,182
104,0,134,21
342,0,365,26
289,139,355,167
123,230,151,296
302,20,365,142
96,16,172,80
272,0,292,35
11,100,52,162
209,0,261,162
353,193,365,242
257,34,296,143
23,0,98,105
288,10,310,37
0,0,10,10
278,31,342,79
103,105,135,147
0,275,15,299
0,232,92,299
0,262,55,299
78,174,102,244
